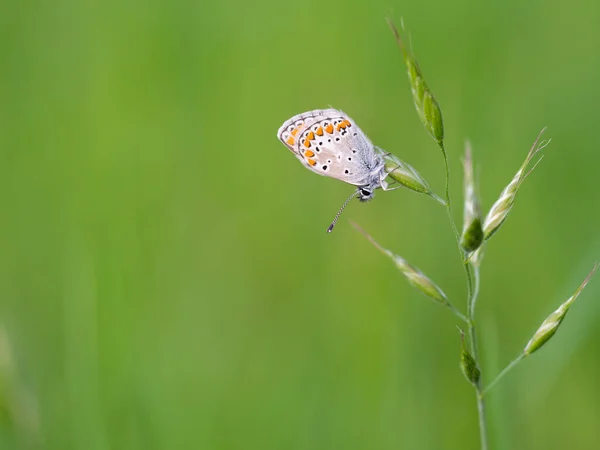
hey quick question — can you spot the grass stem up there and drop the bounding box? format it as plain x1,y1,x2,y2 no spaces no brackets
448,303,471,324
442,141,488,450
484,354,525,395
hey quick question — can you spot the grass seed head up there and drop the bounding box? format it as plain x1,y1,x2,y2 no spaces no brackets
352,223,449,306
461,143,484,252
382,151,445,205
524,263,598,355
387,19,444,146
482,129,550,241
392,254,449,305
458,327,480,385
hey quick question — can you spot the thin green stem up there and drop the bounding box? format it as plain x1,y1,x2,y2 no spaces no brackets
469,321,488,450
464,261,474,323
471,266,481,317
467,264,481,356
484,354,525,395
440,143,451,208
440,143,460,244
446,206,460,244
465,262,487,450
442,145,487,450
475,389,488,450
440,140,488,450
447,303,470,324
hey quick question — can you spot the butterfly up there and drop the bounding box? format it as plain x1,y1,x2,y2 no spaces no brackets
277,108,396,231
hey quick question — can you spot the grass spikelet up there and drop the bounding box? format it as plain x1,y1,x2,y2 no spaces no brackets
458,327,481,385
482,129,551,241
461,142,483,252
352,222,449,306
382,151,445,205
524,263,598,355
387,18,444,148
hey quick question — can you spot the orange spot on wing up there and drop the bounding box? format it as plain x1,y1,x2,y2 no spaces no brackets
286,137,295,146
307,158,316,166
303,140,311,148
291,128,299,137
316,126,324,136
325,123,333,134
304,150,315,157
336,121,349,131
306,131,315,141
344,119,351,127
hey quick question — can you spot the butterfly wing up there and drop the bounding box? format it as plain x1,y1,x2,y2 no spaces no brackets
277,109,339,153
278,109,378,187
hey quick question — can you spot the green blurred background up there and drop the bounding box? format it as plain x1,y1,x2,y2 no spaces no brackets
1,0,599,449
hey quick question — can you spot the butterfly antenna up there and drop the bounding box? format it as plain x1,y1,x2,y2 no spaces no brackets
327,191,358,233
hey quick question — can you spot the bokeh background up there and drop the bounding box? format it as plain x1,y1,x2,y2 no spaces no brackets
1,0,599,449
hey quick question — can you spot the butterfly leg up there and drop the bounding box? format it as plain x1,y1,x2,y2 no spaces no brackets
381,183,404,192
374,146,393,158
379,168,404,192
381,163,402,183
